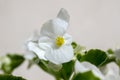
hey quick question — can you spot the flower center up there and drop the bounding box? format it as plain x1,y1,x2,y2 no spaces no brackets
55,36,65,47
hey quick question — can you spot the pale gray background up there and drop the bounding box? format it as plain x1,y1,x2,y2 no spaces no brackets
0,0,120,80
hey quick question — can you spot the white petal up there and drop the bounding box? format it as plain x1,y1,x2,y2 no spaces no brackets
27,42,47,60
39,36,54,48
38,36,54,51
75,60,89,73
104,75,120,80
75,61,104,79
24,30,40,52
40,18,69,38
45,45,74,64
24,52,36,60
57,8,70,23
64,33,72,45
105,62,119,77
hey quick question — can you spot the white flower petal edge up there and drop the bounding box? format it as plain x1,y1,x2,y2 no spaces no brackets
25,30,40,60
45,45,73,64
27,42,47,60
103,62,120,80
75,60,104,79
57,8,70,23
40,18,69,38
40,8,69,38
24,52,36,60
63,33,72,45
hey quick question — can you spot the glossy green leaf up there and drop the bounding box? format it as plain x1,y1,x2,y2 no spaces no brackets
72,71,100,80
76,54,82,61
0,74,26,80
107,49,113,54
71,42,77,49
80,49,107,66
60,60,74,80
2,54,25,74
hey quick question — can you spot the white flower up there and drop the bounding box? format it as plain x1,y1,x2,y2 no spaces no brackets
75,60,120,80
24,30,39,60
27,8,74,64
102,62,120,80
75,60,104,79
24,52,36,60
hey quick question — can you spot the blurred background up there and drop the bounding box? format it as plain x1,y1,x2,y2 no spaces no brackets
0,0,120,80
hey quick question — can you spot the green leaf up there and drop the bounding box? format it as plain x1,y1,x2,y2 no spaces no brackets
107,49,113,54
37,60,75,80
36,59,75,80
76,54,82,61
2,54,25,74
33,57,58,76
80,49,107,66
72,71,100,80
101,55,115,66
60,60,74,80
0,74,26,80
71,42,77,49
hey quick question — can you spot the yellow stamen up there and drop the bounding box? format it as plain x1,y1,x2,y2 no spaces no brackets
55,36,65,47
